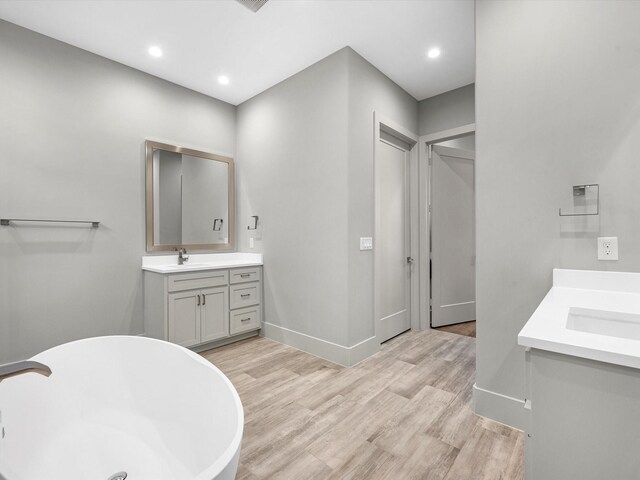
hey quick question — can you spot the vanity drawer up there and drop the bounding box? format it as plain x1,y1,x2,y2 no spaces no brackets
230,305,261,335
230,282,261,309
230,267,262,284
168,270,229,292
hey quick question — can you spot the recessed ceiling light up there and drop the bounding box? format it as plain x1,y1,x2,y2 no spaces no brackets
218,75,230,85
427,48,441,59
148,46,163,58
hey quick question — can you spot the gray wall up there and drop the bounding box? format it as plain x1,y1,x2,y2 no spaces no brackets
236,47,417,357
475,0,640,423
346,50,418,346
236,47,351,347
436,134,475,151
0,19,236,363
418,83,474,136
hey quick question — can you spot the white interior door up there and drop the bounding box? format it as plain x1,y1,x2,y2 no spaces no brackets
376,138,411,342
430,145,475,327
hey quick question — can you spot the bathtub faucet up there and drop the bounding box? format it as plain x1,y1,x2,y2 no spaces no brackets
0,360,52,382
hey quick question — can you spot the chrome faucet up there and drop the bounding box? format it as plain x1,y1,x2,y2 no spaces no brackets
0,360,52,382
178,248,189,265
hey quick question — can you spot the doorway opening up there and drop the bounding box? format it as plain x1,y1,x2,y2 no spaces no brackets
421,126,476,338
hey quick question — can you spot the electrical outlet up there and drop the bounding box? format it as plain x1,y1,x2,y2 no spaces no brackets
597,237,619,260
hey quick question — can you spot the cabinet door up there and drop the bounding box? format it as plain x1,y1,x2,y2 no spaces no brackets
201,286,229,343
168,291,200,347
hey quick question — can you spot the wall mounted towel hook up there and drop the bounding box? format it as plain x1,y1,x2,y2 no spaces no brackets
248,215,259,230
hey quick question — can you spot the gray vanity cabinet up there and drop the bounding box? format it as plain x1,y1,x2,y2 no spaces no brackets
144,266,262,350
168,286,229,347
525,348,640,479
228,266,262,335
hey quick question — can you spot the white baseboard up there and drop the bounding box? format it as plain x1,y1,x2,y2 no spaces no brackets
473,383,526,430
261,322,379,367
348,334,381,366
191,330,260,353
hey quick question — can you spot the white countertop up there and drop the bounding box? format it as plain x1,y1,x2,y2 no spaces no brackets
142,252,263,274
518,269,640,369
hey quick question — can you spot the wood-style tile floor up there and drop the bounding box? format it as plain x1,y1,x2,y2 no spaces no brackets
201,329,523,480
433,321,477,338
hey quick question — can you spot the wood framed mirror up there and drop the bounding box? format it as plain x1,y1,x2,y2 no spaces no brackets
145,140,235,252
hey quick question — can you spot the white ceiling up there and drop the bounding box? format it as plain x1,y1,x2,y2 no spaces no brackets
0,0,475,106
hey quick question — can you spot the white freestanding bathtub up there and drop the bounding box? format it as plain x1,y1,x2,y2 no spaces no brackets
0,336,243,480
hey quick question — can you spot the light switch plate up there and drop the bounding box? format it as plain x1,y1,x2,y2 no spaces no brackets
597,236,618,260
360,237,373,251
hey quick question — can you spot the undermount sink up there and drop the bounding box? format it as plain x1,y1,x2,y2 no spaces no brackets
160,263,207,270
567,307,640,341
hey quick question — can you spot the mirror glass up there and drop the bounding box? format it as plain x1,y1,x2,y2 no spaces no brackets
146,141,235,251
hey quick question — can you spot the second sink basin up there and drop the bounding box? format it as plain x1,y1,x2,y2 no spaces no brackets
567,307,640,341
160,263,207,270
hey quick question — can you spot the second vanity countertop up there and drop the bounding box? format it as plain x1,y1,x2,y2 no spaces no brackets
142,252,263,274
518,268,640,370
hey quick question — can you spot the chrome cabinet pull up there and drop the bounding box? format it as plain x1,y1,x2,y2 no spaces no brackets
240,273,250,278
197,294,201,306
241,317,251,322
202,294,206,306
241,293,250,298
